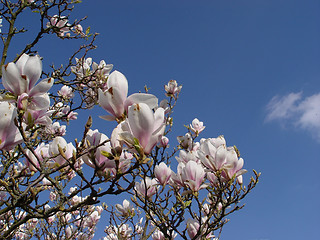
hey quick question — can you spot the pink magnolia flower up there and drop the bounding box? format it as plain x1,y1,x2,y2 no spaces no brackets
98,70,158,121
47,15,70,36
175,149,199,164
82,129,114,170
58,85,74,99
115,199,134,217
45,122,66,136
118,103,166,154
223,148,247,184
177,133,193,150
190,118,205,135
154,162,172,185
73,24,83,35
25,143,49,172
2,53,53,110
198,137,247,183
23,108,54,127
48,137,75,166
83,210,100,228
135,177,158,198
152,229,165,240
164,80,182,97
0,102,23,150
181,161,207,192
71,57,93,78
157,136,169,148
198,144,227,171
92,60,113,81
186,218,200,239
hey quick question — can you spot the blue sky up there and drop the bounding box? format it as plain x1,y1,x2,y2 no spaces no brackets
4,0,320,239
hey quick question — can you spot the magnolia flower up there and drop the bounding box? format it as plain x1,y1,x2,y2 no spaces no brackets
23,108,54,127
0,102,23,150
47,15,70,36
175,149,199,164
83,210,101,228
164,80,182,97
73,24,84,35
58,85,74,99
98,70,158,121
45,122,66,136
71,57,93,78
152,229,165,240
115,199,134,217
55,105,78,121
48,137,75,166
2,53,53,110
198,144,227,171
118,103,166,154
135,177,158,198
198,137,247,183
190,118,205,135
186,218,200,239
92,60,113,81
181,161,206,192
154,162,172,185
25,143,49,172
82,129,114,170
157,136,169,148
223,148,247,184
177,133,193,150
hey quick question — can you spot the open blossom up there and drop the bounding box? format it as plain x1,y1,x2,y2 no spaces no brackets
25,143,49,172
154,162,172,185
164,79,182,97
82,129,114,170
223,149,247,184
181,161,207,192
92,60,113,81
45,122,66,136
152,229,165,240
71,57,93,78
58,85,74,99
198,136,247,183
98,70,158,121
73,24,84,35
2,53,53,111
47,15,70,36
135,177,158,198
55,105,78,121
0,102,23,150
105,224,133,240
177,133,193,150
117,103,166,154
83,210,101,228
48,137,75,166
190,118,205,135
186,218,200,239
115,199,134,217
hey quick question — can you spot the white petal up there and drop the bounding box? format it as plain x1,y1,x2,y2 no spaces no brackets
23,55,42,89
125,93,158,111
29,78,54,96
2,63,27,94
107,71,128,99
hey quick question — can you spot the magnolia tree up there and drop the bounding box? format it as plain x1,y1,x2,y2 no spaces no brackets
0,1,260,239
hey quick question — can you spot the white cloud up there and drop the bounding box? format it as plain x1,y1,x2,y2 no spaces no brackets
265,92,302,122
266,92,320,140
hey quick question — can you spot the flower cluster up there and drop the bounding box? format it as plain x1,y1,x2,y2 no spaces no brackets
71,57,113,108
0,4,259,237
